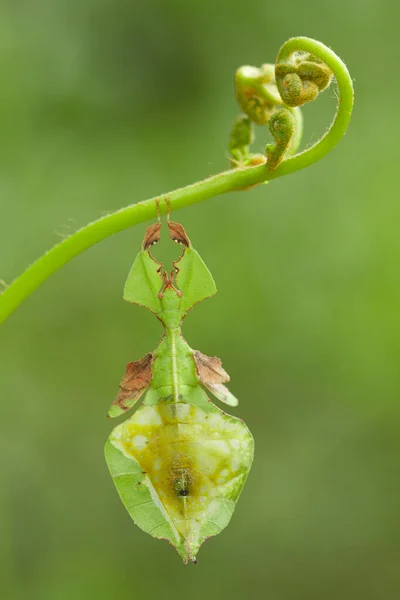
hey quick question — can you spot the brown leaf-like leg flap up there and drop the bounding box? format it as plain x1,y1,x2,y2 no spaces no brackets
108,353,153,417
167,221,191,247
143,223,161,250
193,350,230,384
193,351,239,407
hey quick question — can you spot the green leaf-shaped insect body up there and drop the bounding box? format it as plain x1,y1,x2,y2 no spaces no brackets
105,208,254,564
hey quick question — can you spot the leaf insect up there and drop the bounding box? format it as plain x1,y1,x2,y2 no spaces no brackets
105,199,254,564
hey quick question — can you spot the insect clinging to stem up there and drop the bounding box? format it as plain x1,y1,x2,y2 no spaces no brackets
105,198,254,564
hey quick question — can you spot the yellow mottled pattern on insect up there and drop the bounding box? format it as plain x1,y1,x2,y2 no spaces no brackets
110,402,253,559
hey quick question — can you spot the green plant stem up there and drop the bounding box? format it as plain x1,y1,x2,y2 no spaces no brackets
286,107,303,158
0,37,354,326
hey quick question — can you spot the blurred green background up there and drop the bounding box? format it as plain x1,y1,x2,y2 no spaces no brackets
1,1,399,598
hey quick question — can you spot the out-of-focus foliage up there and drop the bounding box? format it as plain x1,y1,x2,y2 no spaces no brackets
0,1,399,598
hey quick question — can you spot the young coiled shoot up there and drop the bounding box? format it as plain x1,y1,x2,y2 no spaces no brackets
230,42,334,171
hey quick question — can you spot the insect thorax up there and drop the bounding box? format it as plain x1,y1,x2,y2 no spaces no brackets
159,287,183,330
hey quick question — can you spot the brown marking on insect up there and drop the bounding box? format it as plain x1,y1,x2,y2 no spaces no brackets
158,270,182,299
193,351,230,385
143,222,162,251
172,468,192,497
147,250,163,275
112,353,153,411
167,221,191,247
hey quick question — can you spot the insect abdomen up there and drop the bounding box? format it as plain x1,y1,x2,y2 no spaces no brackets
107,402,253,561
